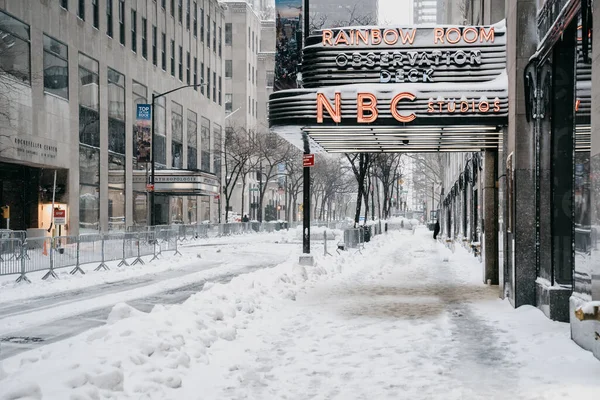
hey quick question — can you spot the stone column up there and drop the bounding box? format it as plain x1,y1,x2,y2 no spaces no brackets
505,0,538,307
483,150,498,285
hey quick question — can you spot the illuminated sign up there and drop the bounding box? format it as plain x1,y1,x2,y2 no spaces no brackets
316,92,502,124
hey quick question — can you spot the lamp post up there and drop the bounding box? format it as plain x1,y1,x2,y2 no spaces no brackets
150,82,206,226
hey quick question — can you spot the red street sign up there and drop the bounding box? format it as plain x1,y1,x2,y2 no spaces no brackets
54,209,66,225
303,154,315,167
146,184,154,191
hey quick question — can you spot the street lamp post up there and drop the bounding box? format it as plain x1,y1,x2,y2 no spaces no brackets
150,82,205,226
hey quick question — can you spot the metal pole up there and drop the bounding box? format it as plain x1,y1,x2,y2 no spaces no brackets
150,93,156,226
258,163,263,223
302,133,310,254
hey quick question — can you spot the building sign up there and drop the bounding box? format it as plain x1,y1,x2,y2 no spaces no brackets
303,154,315,167
130,170,219,196
135,104,152,163
274,0,303,91
0,134,68,168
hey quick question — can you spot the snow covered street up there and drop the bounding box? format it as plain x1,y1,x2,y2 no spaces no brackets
1,229,600,399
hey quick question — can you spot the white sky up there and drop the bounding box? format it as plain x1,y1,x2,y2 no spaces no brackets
378,0,412,25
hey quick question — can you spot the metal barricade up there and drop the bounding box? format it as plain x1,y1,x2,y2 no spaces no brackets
77,234,103,270
0,238,22,275
22,237,52,278
103,233,127,269
52,236,79,272
158,229,181,256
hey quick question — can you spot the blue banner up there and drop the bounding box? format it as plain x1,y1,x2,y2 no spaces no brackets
136,104,152,120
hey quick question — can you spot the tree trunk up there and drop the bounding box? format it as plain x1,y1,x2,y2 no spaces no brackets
241,173,247,219
354,186,363,228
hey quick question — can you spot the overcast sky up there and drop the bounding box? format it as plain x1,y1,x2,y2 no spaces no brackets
378,0,412,25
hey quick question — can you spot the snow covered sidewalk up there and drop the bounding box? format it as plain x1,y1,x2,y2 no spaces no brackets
1,230,600,399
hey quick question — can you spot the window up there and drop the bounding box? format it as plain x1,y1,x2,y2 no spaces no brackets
43,35,69,99
200,7,204,41
171,0,175,16
252,99,255,117
218,26,222,57
225,60,232,78
225,23,232,45
213,124,222,177
266,70,274,87
206,67,210,99
248,96,250,114
107,68,126,155
212,71,216,102
252,66,254,84
154,94,166,166
206,14,210,47
60,0,68,10
178,45,183,80
186,51,190,84
78,53,100,147
193,2,197,36
131,10,137,52
193,57,197,89
248,63,250,81
118,0,125,45
248,27,250,48
0,10,31,83
79,53,100,232
141,18,147,59
178,0,183,23
161,0,165,9
212,21,216,51
78,0,85,19
186,0,190,29
225,94,232,113
200,117,210,171
201,62,205,94
256,35,258,53
161,33,166,70
92,0,99,28
187,110,198,170
252,31,254,53
171,101,183,168
152,25,157,64
106,0,113,37
218,76,222,105
170,39,175,76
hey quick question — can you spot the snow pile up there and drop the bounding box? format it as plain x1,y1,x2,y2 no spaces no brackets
293,225,341,240
0,231,393,399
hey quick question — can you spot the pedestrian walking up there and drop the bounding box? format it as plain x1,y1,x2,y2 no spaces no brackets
433,220,440,240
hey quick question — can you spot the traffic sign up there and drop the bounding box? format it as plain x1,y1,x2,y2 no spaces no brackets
303,154,315,167
146,184,154,191
54,209,66,225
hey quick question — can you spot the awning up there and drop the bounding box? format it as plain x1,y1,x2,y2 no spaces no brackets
129,169,220,196
269,21,509,153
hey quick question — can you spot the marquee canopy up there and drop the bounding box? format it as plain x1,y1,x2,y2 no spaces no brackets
269,21,509,153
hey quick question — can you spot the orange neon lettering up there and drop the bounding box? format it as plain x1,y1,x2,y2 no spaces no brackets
493,99,501,112
356,29,369,45
357,93,378,123
448,102,456,113
446,28,461,44
372,29,382,45
575,99,581,112
390,92,416,123
383,29,399,45
322,30,334,46
463,27,478,44
480,27,495,43
335,30,350,45
433,28,444,44
317,92,342,123
460,101,469,112
427,102,435,113
399,29,416,45
479,102,490,113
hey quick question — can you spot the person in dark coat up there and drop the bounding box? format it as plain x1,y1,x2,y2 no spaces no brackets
242,215,249,223
433,220,440,239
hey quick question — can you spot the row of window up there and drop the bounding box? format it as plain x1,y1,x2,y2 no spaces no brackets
0,9,222,107
223,23,259,54
59,1,223,64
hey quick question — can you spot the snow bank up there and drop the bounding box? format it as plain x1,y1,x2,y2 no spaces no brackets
293,225,341,240
0,231,393,399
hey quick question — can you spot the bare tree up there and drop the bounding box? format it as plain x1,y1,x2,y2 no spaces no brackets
221,126,257,223
372,154,405,219
309,1,377,32
408,153,444,216
284,147,304,222
255,131,294,222
346,153,373,227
